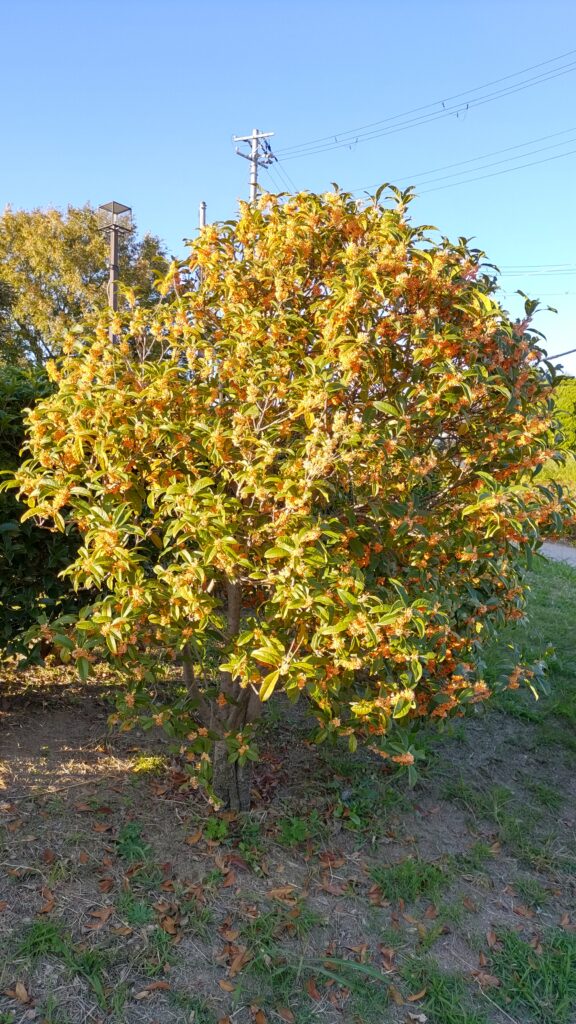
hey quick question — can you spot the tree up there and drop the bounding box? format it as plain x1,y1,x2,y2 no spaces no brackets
0,204,167,364
10,187,572,809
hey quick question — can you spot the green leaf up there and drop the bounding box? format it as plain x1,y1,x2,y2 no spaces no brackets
259,669,279,701
77,657,91,681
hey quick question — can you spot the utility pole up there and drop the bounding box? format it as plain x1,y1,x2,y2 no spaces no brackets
199,200,207,229
233,128,276,202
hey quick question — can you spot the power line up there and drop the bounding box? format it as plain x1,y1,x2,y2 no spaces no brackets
500,270,576,278
417,145,576,194
273,159,298,193
548,347,576,359
351,125,576,194
263,162,286,193
276,48,576,157
276,58,576,161
498,266,573,274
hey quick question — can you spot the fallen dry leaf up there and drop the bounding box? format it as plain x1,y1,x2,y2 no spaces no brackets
463,896,477,912
252,1010,267,1024
98,877,114,893
86,906,113,930
39,888,55,914
0,901,7,912
135,982,169,999
90,906,113,921
368,883,389,907
15,981,30,1004
407,988,427,1002
305,977,321,1000
218,979,235,993
229,946,252,977
473,971,500,989
379,945,396,971
227,852,250,871
319,851,345,869
319,874,346,896
160,915,178,935
424,904,438,920
267,885,297,903
389,984,404,1005
134,980,171,998
184,829,203,845
222,869,238,888
78,850,90,864
347,942,369,962
41,849,56,865
276,1009,295,1023
92,823,112,833
486,928,498,948
513,903,534,919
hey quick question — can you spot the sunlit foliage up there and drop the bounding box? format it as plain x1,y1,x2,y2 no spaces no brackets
9,187,573,806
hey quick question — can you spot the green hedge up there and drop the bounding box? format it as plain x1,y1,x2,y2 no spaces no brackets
0,365,79,651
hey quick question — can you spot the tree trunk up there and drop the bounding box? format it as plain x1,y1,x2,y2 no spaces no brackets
212,740,252,811
209,579,262,811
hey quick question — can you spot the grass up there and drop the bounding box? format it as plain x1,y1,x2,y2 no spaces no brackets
241,901,322,948
489,929,576,1024
370,858,447,903
116,889,155,926
402,957,488,1024
276,809,322,846
486,557,576,734
115,821,154,863
16,921,109,1007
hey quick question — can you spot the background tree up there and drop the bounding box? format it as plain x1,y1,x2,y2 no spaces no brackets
10,187,572,809
0,204,167,363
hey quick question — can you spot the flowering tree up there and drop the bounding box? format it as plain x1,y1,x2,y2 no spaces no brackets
11,188,571,809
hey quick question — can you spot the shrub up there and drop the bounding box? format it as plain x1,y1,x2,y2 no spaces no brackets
0,364,78,650
8,187,574,807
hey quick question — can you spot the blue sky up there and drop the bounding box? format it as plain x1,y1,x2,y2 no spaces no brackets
1,0,576,372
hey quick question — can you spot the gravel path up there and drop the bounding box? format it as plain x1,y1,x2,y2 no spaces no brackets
541,540,576,568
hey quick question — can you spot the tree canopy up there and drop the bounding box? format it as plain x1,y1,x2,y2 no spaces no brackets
0,204,167,364
9,187,572,808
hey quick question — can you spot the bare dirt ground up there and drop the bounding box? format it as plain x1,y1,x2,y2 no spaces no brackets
0,560,575,1024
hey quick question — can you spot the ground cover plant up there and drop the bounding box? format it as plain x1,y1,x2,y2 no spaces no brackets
0,555,574,1024
7,186,573,808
